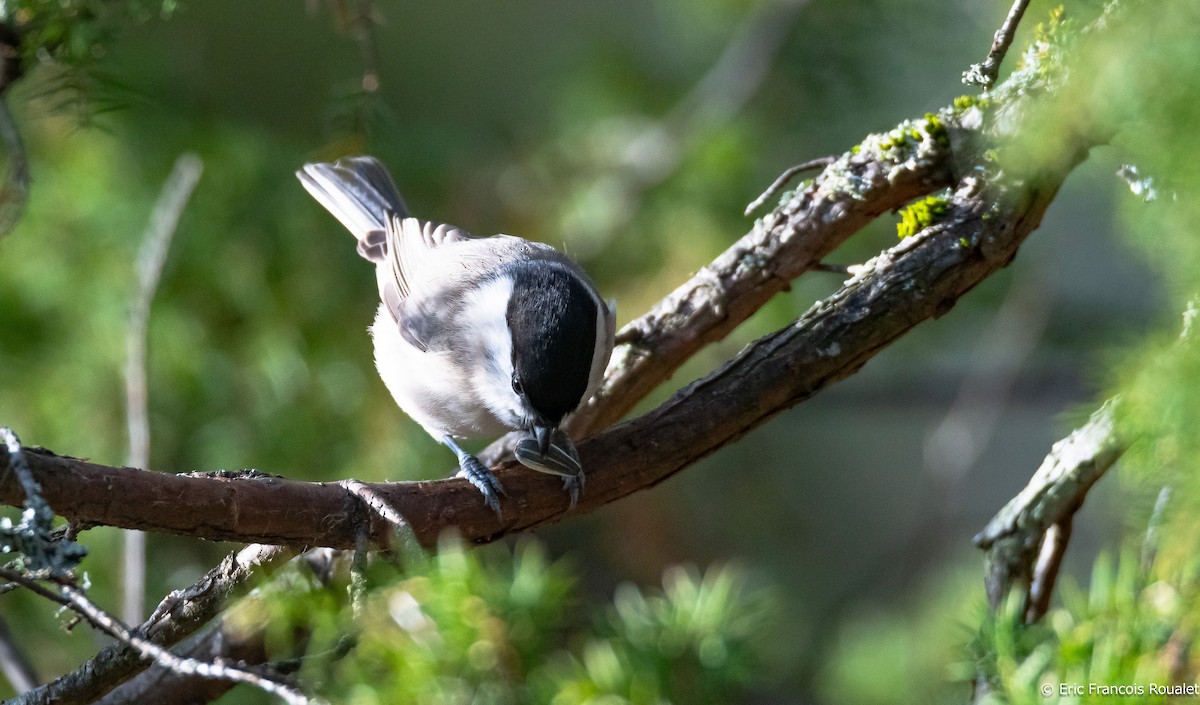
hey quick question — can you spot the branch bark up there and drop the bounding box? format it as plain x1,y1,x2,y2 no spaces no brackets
0,0,1111,556
556,118,954,441
974,400,1126,615
0,105,1092,550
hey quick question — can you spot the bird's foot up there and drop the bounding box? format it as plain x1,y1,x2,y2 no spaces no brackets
561,472,584,509
455,455,505,516
442,435,505,515
515,430,584,508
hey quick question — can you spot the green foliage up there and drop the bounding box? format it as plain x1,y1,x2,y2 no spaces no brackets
541,565,770,704
6,0,177,67
816,7,1200,703
2,0,178,125
973,545,1200,704
962,9,1200,700
817,565,981,705
247,538,771,705
5,1,1200,702
1097,0,1200,523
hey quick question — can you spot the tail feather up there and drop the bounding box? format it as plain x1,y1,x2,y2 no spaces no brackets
297,156,410,263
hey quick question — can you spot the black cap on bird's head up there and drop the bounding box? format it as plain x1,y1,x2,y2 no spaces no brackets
507,263,597,509
505,262,599,443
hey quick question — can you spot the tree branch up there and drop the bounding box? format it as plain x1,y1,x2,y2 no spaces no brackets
10,544,294,705
0,617,37,694
963,0,1031,88
554,115,955,443
93,552,346,705
974,400,1126,615
92,619,282,705
0,0,1112,555
0,106,1092,550
123,153,203,625
0,568,315,705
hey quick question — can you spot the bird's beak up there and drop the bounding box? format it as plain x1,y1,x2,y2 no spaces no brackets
535,424,553,457
516,426,582,479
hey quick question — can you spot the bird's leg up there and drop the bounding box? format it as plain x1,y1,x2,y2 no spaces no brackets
442,435,504,515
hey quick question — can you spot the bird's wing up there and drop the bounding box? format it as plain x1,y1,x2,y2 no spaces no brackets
382,215,477,300
380,214,505,352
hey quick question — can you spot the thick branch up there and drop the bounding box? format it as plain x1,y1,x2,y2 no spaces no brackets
1,0,1114,553
558,122,954,440
0,123,1088,549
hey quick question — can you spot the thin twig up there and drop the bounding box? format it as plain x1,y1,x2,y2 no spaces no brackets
94,566,355,705
1026,518,1072,623
743,156,836,216
6,544,298,705
811,262,850,275
122,154,203,626
352,0,381,95
0,96,28,239
0,567,316,705
341,480,409,530
924,271,1051,484
340,481,381,616
0,616,38,693
962,0,1031,87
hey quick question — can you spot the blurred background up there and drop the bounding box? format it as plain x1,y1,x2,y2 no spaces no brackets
0,0,1176,702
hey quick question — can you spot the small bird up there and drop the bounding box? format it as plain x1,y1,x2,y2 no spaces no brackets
297,156,614,511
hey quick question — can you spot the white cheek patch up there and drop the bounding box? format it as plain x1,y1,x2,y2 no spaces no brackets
460,277,527,427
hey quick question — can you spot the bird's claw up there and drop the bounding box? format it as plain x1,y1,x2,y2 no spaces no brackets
456,456,505,516
562,473,584,509
515,429,584,508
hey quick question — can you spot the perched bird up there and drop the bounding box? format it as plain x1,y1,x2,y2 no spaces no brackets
297,156,614,511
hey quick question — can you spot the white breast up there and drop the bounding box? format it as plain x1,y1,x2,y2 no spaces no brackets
368,277,524,440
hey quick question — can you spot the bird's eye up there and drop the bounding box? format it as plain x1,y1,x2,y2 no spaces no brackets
511,374,523,395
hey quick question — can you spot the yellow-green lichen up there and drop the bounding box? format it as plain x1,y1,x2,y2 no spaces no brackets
923,113,950,147
952,94,993,113
1001,5,1076,96
896,194,950,238
821,110,952,203
847,112,950,188
1033,6,1071,47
